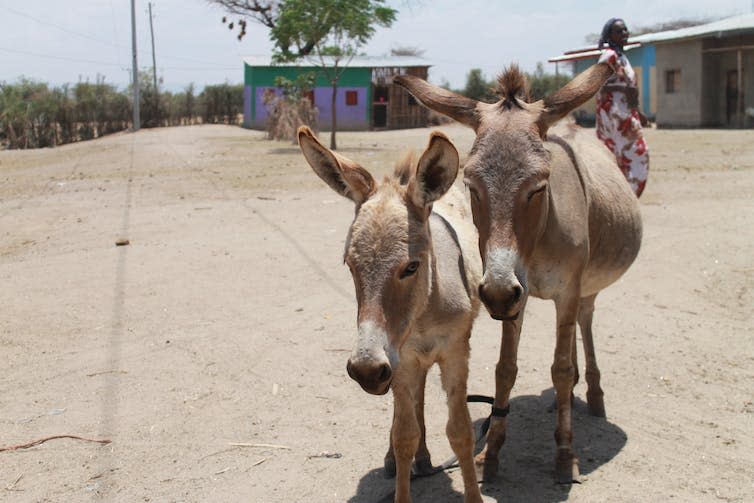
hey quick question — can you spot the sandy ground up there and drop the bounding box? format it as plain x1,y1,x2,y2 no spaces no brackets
0,123,752,503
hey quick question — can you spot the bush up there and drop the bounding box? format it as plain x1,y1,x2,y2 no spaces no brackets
262,73,319,143
0,75,247,149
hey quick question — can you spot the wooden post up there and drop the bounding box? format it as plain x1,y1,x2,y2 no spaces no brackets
131,0,140,131
737,49,743,128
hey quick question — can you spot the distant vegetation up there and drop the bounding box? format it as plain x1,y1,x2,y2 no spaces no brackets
457,63,571,103
0,74,243,150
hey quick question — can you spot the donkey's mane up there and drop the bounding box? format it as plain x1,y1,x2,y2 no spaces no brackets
496,64,531,107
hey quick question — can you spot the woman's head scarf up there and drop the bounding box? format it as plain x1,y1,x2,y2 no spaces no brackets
599,17,626,54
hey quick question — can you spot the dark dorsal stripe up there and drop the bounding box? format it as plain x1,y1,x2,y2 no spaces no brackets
546,133,588,197
430,212,472,300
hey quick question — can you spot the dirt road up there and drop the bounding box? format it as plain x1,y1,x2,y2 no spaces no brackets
1,124,752,502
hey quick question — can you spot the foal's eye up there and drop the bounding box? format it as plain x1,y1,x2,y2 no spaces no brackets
400,261,420,279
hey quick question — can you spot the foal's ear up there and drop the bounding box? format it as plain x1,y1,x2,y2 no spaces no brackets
297,126,375,204
535,62,613,137
409,131,459,209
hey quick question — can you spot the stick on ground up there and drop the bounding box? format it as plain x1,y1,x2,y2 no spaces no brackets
0,435,112,452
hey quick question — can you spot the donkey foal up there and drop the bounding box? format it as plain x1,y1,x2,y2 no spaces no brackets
298,127,484,503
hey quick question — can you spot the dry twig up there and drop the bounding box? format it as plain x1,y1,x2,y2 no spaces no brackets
0,435,111,452
5,474,23,491
229,442,291,450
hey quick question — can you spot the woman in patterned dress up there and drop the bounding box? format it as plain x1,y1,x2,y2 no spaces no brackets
596,18,650,197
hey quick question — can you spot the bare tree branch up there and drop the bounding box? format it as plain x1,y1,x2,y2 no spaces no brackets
207,0,278,28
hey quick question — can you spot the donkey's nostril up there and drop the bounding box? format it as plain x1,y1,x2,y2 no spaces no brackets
378,362,392,383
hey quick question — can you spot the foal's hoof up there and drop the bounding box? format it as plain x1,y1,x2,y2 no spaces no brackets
587,393,606,418
555,456,580,484
384,453,396,478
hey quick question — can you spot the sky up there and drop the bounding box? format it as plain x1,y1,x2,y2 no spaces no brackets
1,0,752,93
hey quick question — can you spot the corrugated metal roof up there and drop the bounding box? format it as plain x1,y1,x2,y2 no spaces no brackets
549,13,754,61
631,13,754,44
242,55,431,68
548,43,641,63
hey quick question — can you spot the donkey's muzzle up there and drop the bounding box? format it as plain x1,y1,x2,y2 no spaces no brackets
347,359,392,395
478,281,524,321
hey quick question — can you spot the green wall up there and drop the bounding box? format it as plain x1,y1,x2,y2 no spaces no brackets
245,65,371,87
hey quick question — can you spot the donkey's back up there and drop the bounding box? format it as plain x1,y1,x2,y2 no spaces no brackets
548,122,642,296
421,186,483,330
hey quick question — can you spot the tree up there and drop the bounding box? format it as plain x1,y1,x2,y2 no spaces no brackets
270,0,396,149
463,68,495,103
526,62,569,101
209,0,319,55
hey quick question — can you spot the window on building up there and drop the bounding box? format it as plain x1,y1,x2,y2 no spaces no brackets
666,70,681,93
345,90,358,106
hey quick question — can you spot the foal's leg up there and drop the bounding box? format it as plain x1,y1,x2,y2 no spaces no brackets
391,364,423,503
440,332,483,503
385,368,431,477
475,301,525,480
552,291,580,483
578,293,605,417
413,368,433,474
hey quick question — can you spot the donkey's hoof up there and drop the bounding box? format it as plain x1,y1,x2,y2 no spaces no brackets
475,452,499,482
555,456,580,484
384,453,396,478
587,394,606,417
412,456,434,476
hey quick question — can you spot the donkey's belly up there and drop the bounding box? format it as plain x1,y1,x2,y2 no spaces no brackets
581,219,642,296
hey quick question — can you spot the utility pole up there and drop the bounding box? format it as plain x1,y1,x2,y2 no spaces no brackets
131,0,140,131
148,2,159,125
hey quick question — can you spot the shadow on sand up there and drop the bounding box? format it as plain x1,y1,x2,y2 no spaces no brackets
348,388,627,503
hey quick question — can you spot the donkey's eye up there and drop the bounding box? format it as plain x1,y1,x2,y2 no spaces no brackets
400,261,420,279
527,185,547,202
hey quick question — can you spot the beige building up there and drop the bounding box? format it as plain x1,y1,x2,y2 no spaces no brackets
550,14,754,128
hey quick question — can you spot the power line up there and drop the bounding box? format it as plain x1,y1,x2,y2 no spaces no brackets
2,3,124,49
0,46,125,67
0,46,238,72
1,4,242,69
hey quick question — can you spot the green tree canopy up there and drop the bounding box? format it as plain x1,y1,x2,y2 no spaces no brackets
269,0,396,149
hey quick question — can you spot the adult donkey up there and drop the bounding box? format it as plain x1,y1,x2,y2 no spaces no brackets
395,63,642,483
297,127,485,503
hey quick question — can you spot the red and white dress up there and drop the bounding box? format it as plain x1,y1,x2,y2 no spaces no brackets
596,48,649,197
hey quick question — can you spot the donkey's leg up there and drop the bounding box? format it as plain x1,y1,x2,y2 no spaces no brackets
440,332,483,503
384,368,431,477
552,291,580,483
475,303,525,480
391,365,422,503
571,333,580,388
578,293,605,417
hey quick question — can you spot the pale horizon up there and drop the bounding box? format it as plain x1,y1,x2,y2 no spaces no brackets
1,0,752,93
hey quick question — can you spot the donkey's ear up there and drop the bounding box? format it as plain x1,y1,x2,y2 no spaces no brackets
535,62,613,137
297,126,375,204
409,131,459,209
394,75,482,131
